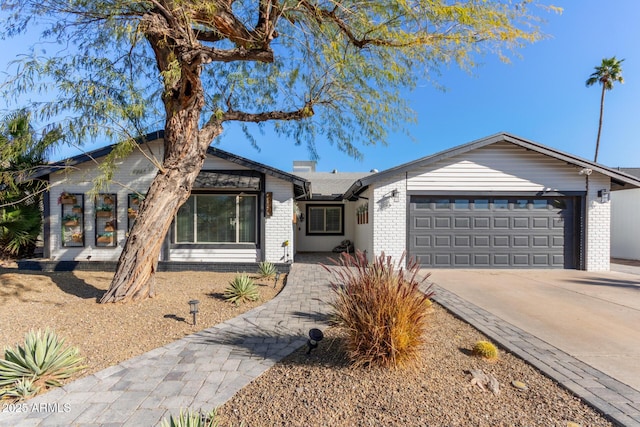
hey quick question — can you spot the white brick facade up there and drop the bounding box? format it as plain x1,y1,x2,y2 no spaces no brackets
372,173,407,262
585,173,610,271
264,176,295,263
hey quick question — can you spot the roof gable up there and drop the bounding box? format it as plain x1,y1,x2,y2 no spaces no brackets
344,133,640,199
30,131,310,197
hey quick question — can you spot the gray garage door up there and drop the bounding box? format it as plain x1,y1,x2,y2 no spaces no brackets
408,196,576,268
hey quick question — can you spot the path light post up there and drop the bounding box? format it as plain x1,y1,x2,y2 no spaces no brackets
274,271,281,288
306,328,324,355
189,300,200,326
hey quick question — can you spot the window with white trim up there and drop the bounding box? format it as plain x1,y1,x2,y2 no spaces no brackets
175,194,257,244
307,205,344,235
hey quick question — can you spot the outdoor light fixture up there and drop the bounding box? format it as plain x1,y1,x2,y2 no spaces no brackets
391,189,399,201
189,300,200,326
298,213,305,222
274,271,281,288
598,189,610,203
306,328,324,355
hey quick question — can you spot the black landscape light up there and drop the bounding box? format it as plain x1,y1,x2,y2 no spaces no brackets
274,271,281,288
306,328,324,355
189,300,200,326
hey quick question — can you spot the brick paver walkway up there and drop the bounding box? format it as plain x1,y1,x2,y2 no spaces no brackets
2,259,639,426
0,262,333,427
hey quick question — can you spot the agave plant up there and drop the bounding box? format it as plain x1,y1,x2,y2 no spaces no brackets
256,261,277,279
0,377,40,400
0,329,85,394
224,274,259,305
161,408,220,427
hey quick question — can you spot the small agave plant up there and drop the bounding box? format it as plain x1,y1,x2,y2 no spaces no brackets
256,261,277,279
224,274,259,305
0,329,85,399
0,377,40,400
160,408,220,427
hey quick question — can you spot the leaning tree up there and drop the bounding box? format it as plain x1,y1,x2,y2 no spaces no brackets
1,0,554,302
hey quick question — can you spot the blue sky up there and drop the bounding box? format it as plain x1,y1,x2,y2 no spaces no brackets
1,0,638,173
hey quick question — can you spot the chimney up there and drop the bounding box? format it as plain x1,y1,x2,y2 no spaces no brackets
293,160,316,173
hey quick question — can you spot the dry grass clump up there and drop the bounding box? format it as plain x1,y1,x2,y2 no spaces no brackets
325,252,433,369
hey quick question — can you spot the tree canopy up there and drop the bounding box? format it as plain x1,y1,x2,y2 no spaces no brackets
2,0,553,157
0,0,557,302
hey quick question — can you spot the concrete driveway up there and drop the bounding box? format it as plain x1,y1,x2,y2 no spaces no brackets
427,267,640,392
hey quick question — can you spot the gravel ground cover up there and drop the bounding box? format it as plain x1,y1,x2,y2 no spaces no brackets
0,266,283,379
0,264,613,426
216,304,613,427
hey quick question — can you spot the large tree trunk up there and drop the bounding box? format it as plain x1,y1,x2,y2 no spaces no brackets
100,22,219,303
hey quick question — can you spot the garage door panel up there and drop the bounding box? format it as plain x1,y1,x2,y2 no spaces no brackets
454,236,471,247
532,235,549,247
532,217,549,228
474,217,490,228
454,217,471,228
513,217,529,228
474,236,490,247
434,235,451,247
474,254,490,266
513,236,529,247
434,217,451,228
494,217,509,228
454,254,471,266
493,236,509,247
434,254,451,266
415,217,431,229
493,254,510,266
409,196,576,268
512,254,530,265
414,236,431,248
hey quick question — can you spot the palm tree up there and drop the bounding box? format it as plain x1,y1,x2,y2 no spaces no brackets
586,57,624,163
0,111,61,257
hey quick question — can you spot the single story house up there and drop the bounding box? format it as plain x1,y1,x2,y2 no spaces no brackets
611,168,640,261
31,131,640,271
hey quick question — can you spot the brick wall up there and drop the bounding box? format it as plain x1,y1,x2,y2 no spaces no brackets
585,173,611,271
372,173,407,262
264,176,294,264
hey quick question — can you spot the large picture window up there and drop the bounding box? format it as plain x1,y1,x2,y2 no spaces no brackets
175,194,257,244
307,205,344,235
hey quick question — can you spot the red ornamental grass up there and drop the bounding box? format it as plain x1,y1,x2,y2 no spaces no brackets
324,251,434,369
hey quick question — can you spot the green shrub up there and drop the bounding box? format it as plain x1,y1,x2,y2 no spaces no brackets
256,261,277,279
224,274,259,305
160,408,219,427
0,329,85,398
325,251,434,369
472,340,499,360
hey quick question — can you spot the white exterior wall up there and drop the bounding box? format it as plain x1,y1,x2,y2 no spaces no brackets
407,142,588,192
48,140,294,263
372,173,407,262
353,187,373,259
294,201,356,252
264,175,295,263
49,142,161,261
611,189,640,260
585,173,610,271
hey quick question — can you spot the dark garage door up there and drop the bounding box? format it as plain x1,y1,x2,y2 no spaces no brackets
408,196,577,268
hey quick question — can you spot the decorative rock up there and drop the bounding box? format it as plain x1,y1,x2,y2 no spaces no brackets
468,369,500,395
511,380,529,391
566,422,582,427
